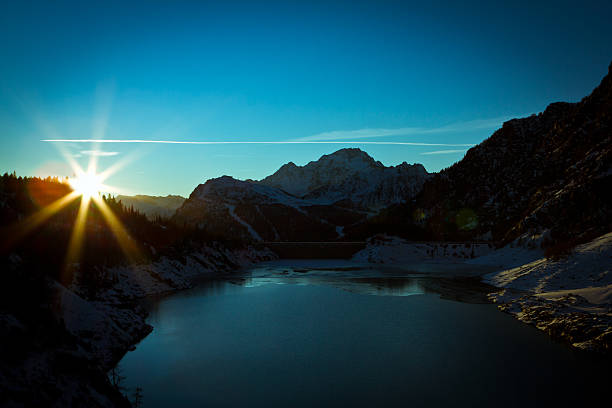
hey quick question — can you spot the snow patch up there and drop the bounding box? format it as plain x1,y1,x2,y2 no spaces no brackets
226,204,263,241
483,232,612,295
352,235,494,265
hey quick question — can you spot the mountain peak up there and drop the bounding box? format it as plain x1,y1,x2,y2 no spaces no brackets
259,148,429,209
328,147,369,157
321,148,380,165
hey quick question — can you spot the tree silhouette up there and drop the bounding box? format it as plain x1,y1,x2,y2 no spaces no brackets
132,386,144,407
109,366,126,394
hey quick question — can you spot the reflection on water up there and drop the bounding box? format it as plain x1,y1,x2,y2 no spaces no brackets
122,261,610,408
234,276,426,297
229,261,496,302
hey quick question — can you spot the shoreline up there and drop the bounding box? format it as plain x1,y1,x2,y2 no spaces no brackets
4,235,608,407
351,233,612,354
0,244,277,407
96,246,278,371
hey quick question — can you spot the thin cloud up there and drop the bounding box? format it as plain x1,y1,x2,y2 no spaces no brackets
295,116,517,142
43,139,474,147
297,127,423,141
80,149,120,157
420,149,468,155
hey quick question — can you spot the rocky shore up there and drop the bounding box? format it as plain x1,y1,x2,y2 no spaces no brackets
485,232,612,353
491,291,611,352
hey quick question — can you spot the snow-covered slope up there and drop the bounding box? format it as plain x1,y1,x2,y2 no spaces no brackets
485,232,612,352
173,176,342,241
192,175,305,208
352,235,494,265
259,148,430,210
485,232,612,300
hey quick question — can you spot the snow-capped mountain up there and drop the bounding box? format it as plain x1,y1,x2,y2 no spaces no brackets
259,148,429,210
173,150,431,242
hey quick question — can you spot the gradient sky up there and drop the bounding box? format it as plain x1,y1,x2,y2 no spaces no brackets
1,0,611,196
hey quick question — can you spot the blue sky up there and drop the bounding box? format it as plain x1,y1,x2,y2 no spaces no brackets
1,0,611,196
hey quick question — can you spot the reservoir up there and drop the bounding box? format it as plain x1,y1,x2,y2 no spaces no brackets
120,260,610,407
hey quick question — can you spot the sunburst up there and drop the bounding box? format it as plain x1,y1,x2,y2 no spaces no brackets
3,84,143,275
62,155,142,274
68,169,105,200
3,151,142,277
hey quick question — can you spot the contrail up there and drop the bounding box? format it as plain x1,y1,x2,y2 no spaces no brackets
420,149,469,155
42,139,475,147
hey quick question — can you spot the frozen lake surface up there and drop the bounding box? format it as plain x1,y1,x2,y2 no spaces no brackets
120,260,610,407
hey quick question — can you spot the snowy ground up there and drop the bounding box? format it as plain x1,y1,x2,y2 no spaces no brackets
352,235,495,264
484,233,612,301
61,245,277,369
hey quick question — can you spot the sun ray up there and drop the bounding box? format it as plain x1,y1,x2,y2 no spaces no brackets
55,144,85,177
92,195,143,263
1,191,80,252
62,195,91,282
96,148,143,183
3,144,147,283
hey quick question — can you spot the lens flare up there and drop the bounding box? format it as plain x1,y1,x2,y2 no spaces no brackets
69,170,104,199
3,146,142,275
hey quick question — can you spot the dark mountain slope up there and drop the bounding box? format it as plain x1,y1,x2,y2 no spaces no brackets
347,63,612,245
173,176,342,242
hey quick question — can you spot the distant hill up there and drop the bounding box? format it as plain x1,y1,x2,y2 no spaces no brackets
116,194,185,219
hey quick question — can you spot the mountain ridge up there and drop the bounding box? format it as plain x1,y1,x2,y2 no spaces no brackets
173,148,429,241
259,147,429,210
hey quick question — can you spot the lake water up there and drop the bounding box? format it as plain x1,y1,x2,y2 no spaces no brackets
120,261,610,407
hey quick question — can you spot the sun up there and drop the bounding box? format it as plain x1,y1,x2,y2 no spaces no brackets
69,170,104,199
